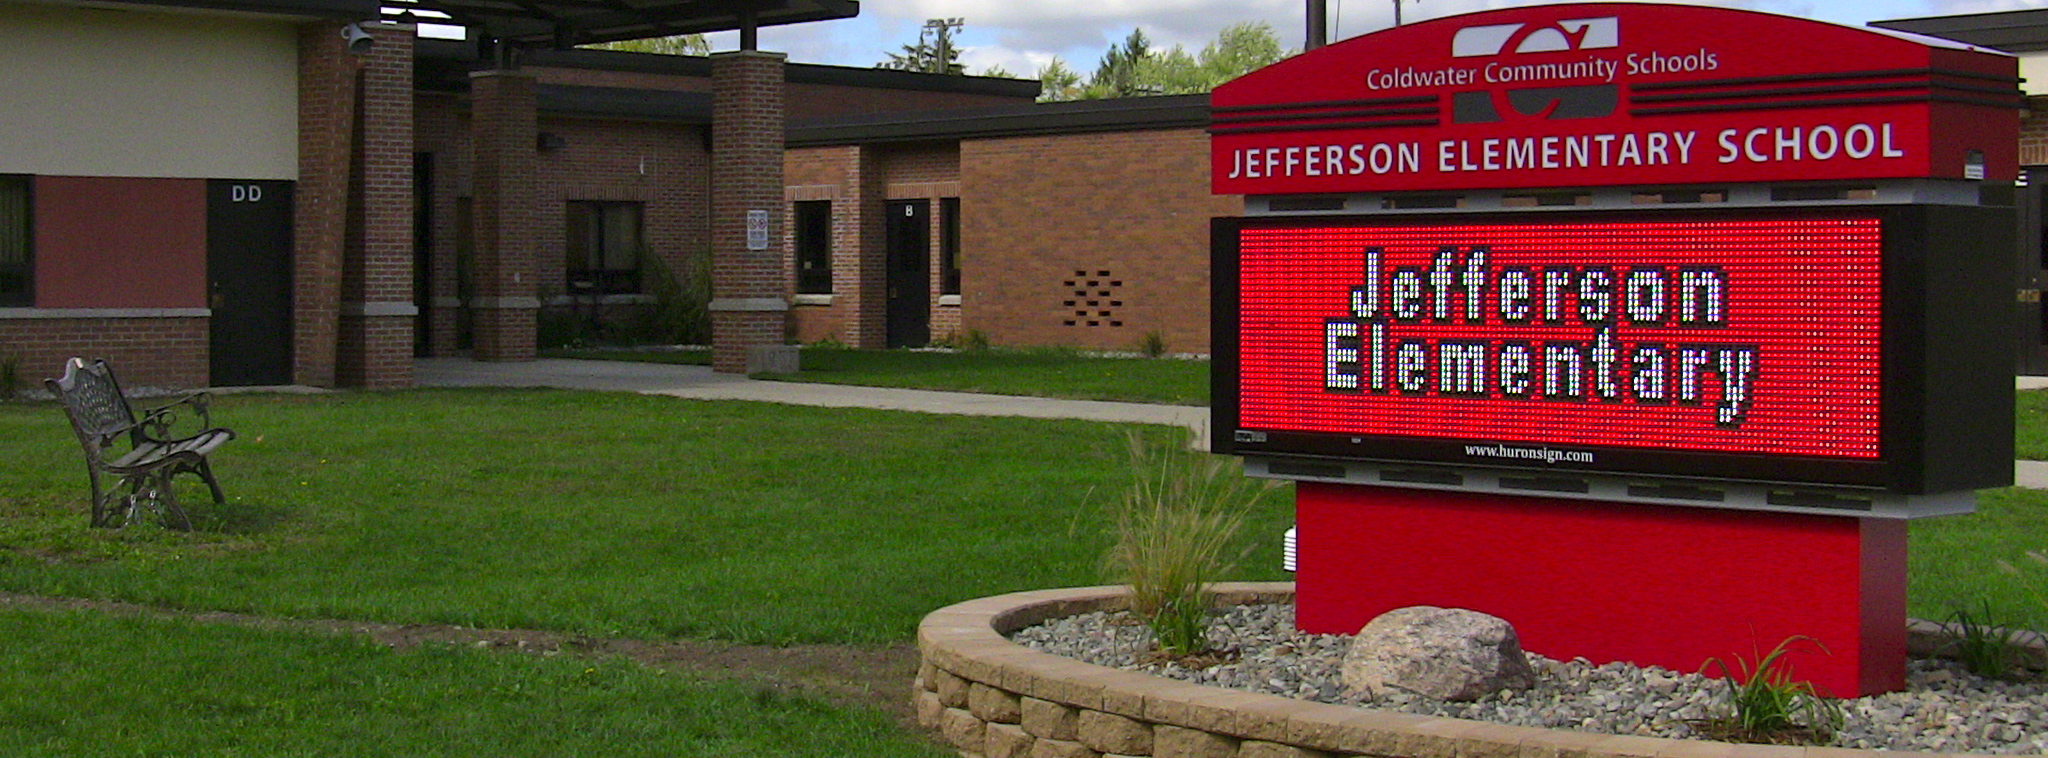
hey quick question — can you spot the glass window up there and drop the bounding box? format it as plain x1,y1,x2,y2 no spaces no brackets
565,200,643,295
794,200,832,295
0,176,28,307
940,197,960,296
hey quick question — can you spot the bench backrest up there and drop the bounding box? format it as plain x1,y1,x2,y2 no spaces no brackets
45,358,139,456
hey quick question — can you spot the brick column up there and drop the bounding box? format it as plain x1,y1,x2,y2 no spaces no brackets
293,21,359,387
337,23,415,389
710,51,790,373
846,146,888,348
470,70,539,361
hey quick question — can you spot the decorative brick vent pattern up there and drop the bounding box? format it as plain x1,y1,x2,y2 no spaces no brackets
916,583,2016,758
1062,270,1126,328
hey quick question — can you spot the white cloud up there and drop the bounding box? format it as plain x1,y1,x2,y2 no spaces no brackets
720,0,2045,76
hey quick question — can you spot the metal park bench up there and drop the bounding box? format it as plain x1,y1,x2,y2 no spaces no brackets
46,358,235,529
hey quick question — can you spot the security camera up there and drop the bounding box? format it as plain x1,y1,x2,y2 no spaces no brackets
341,22,374,55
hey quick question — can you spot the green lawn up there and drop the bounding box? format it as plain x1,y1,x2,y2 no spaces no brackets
0,389,1285,754
547,346,1211,406
2018,389,2048,460
1910,487,2048,631
0,390,1286,643
4,385,2048,754
0,609,944,758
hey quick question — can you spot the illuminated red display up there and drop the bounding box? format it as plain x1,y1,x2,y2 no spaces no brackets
1235,215,1882,460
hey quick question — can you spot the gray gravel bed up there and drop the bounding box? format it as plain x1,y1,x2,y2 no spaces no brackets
1009,603,2048,754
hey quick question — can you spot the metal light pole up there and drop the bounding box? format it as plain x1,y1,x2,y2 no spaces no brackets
1307,0,1328,50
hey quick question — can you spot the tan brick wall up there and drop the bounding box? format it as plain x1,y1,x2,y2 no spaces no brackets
961,129,1239,355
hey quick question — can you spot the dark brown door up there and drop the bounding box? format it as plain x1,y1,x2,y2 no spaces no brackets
207,179,294,387
886,199,930,348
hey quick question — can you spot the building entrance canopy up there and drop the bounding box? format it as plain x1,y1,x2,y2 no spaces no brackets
381,0,856,48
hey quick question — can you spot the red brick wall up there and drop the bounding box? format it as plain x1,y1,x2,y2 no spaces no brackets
337,23,414,389
961,128,1239,354
469,70,539,361
294,20,358,387
709,51,789,372
0,317,209,391
880,144,962,343
783,143,969,347
32,176,207,308
414,92,466,356
534,116,710,300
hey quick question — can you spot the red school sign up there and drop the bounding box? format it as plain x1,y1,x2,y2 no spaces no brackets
1211,3,2019,195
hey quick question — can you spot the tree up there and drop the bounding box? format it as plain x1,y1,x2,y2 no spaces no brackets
584,35,709,55
1196,22,1285,85
880,18,966,75
1036,57,1084,102
1086,28,1154,98
1066,23,1287,100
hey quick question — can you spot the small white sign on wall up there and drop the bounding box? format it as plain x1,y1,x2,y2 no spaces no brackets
746,209,770,251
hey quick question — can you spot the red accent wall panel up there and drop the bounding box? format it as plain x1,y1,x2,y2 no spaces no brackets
1295,481,1907,696
35,175,206,308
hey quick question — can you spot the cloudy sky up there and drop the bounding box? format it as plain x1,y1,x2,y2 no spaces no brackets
696,0,2044,78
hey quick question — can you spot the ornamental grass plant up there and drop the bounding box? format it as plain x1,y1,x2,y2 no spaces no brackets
1101,433,1264,657
1693,635,1845,745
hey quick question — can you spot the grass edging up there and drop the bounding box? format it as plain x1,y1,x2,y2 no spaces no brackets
916,583,2029,758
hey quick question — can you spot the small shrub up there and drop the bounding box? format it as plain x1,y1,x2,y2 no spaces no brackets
1940,598,2027,679
1102,433,1259,657
961,329,992,352
0,349,20,400
642,251,712,346
1693,635,1844,745
1138,330,1168,358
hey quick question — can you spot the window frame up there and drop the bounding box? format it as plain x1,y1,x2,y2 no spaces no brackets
0,175,31,308
794,200,833,295
564,200,644,296
940,197,961,297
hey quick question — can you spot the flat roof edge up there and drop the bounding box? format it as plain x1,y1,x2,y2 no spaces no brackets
112,0,375,18
789,96,1211,146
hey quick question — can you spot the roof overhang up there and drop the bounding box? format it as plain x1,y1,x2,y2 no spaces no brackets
85,0,376,19
1872,9,2048,53
383,0,857,48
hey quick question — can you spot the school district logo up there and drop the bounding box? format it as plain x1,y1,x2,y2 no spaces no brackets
1451,17,1619,57
1449,16,1620,124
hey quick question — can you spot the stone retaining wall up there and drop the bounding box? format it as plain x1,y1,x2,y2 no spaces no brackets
915,582,2040,758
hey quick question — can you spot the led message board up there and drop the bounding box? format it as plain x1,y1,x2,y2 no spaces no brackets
1212,205,2011,495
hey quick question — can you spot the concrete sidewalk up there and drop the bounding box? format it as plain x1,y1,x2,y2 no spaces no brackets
414,357,1205,431
416,357,2048,490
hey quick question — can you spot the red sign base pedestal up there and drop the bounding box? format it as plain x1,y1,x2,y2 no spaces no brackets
1295,481,1906,697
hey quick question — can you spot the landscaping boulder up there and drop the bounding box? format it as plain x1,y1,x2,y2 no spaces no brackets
1340,606,1534,701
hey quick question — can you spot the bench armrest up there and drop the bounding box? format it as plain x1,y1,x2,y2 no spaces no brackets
138,391,217,441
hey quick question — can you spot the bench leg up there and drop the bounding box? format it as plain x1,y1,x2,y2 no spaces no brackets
153,470,192,531
195,458,227,505
102,471,192,530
